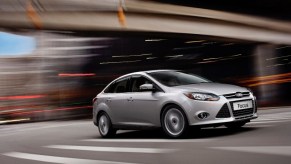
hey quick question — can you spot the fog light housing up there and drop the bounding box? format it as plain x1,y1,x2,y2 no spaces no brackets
196,112,210,120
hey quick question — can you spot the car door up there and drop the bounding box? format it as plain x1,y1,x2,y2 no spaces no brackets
104,77,131,125
125,75,162,127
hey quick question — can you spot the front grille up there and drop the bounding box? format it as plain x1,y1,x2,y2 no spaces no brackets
216,103,231,118
230,99,255,117
223,92,250,99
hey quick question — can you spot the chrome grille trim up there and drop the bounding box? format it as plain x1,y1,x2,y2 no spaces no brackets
223,92,250,99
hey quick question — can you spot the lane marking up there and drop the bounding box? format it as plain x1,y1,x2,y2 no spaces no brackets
45,145,176,154
0,122,89,137
249,120,289,124
261,113,291,116
82,139,213,143
257,114,291,117
211,146,291,157
245,124,274,127
3,152,136,164
258,114,291,117
261,114,291,116
257,117,291,121
258,114,291,118
251,117,291,123
260,112,291,116
253,118,291,121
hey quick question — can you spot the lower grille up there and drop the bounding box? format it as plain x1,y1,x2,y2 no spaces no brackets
216,103,231,118
233,108,254,117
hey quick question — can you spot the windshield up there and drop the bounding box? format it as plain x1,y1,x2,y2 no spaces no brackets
148,71,211,87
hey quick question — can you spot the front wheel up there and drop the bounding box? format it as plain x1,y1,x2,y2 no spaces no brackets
225,121,247,129
161,105,189,138
98,113,116,138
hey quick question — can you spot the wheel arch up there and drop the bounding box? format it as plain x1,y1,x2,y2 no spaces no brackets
94,101,113,126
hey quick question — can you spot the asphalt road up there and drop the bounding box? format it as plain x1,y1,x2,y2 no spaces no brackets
1,107,291,164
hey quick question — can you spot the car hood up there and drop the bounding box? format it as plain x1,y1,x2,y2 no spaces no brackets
172,83,248,95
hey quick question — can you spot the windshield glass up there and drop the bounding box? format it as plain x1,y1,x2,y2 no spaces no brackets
148,71,211,87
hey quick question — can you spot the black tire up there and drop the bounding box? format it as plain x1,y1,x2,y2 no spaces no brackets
225,121,247,129
161,105,189,138
97,112,116,138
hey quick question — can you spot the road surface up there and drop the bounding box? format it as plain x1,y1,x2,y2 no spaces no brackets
0,107,291,164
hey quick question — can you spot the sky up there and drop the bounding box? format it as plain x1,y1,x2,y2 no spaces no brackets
0,32,36,56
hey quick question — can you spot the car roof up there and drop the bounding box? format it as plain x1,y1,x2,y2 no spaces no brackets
129,69,178,75
115,69,178,81
144,69,179,73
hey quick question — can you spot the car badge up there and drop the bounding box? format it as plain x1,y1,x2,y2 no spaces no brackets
235,92,243,98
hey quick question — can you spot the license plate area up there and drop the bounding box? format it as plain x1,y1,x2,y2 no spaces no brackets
232,100,253,111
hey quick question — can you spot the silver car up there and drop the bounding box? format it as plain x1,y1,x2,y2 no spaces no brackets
93,70,258,138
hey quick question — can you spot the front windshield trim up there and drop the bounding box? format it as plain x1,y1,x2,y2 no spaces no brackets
147,71,211,87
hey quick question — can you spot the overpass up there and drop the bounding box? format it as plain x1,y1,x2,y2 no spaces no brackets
1,0,291,44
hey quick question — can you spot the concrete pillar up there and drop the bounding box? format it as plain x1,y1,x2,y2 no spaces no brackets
253,44,279,106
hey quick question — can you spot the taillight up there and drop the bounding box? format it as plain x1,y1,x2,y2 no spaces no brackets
92,97,97,104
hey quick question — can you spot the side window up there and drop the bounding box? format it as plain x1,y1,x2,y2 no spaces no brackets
104,78,129,93
113,79,128,93
104,82,116,93
130,76,153,92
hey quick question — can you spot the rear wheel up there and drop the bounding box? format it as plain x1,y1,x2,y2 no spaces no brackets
161,105,189,138
98,113,116,138
225,121,247,129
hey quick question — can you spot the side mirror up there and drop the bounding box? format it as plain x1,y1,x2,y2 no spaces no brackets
139,84,155,91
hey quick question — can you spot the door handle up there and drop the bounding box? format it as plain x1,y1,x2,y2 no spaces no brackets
127,97,133,102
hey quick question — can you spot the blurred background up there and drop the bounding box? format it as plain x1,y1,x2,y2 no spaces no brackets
0,0,291,124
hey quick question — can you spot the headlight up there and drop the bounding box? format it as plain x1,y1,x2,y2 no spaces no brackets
184,92,220,101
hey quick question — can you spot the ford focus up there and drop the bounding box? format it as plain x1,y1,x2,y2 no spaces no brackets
93,70,258,138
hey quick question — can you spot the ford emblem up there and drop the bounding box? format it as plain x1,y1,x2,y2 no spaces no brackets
235,92,243,98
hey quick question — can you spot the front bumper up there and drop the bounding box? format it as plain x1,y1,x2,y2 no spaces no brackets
184,95,258,126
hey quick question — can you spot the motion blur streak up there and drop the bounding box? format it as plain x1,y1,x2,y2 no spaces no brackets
11,106,92,116
0,95,46,100
26,0,42,29
0,105,43,111
58,73,96,77
0,118,30,124
239,72,291,87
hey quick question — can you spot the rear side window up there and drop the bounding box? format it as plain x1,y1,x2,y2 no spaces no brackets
104,82,116,93
104,78,129,93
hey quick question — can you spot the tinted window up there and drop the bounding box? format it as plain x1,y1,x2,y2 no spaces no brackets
130,76,153,92
148,71,211,87
104,82,116,93
104,78,129,93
